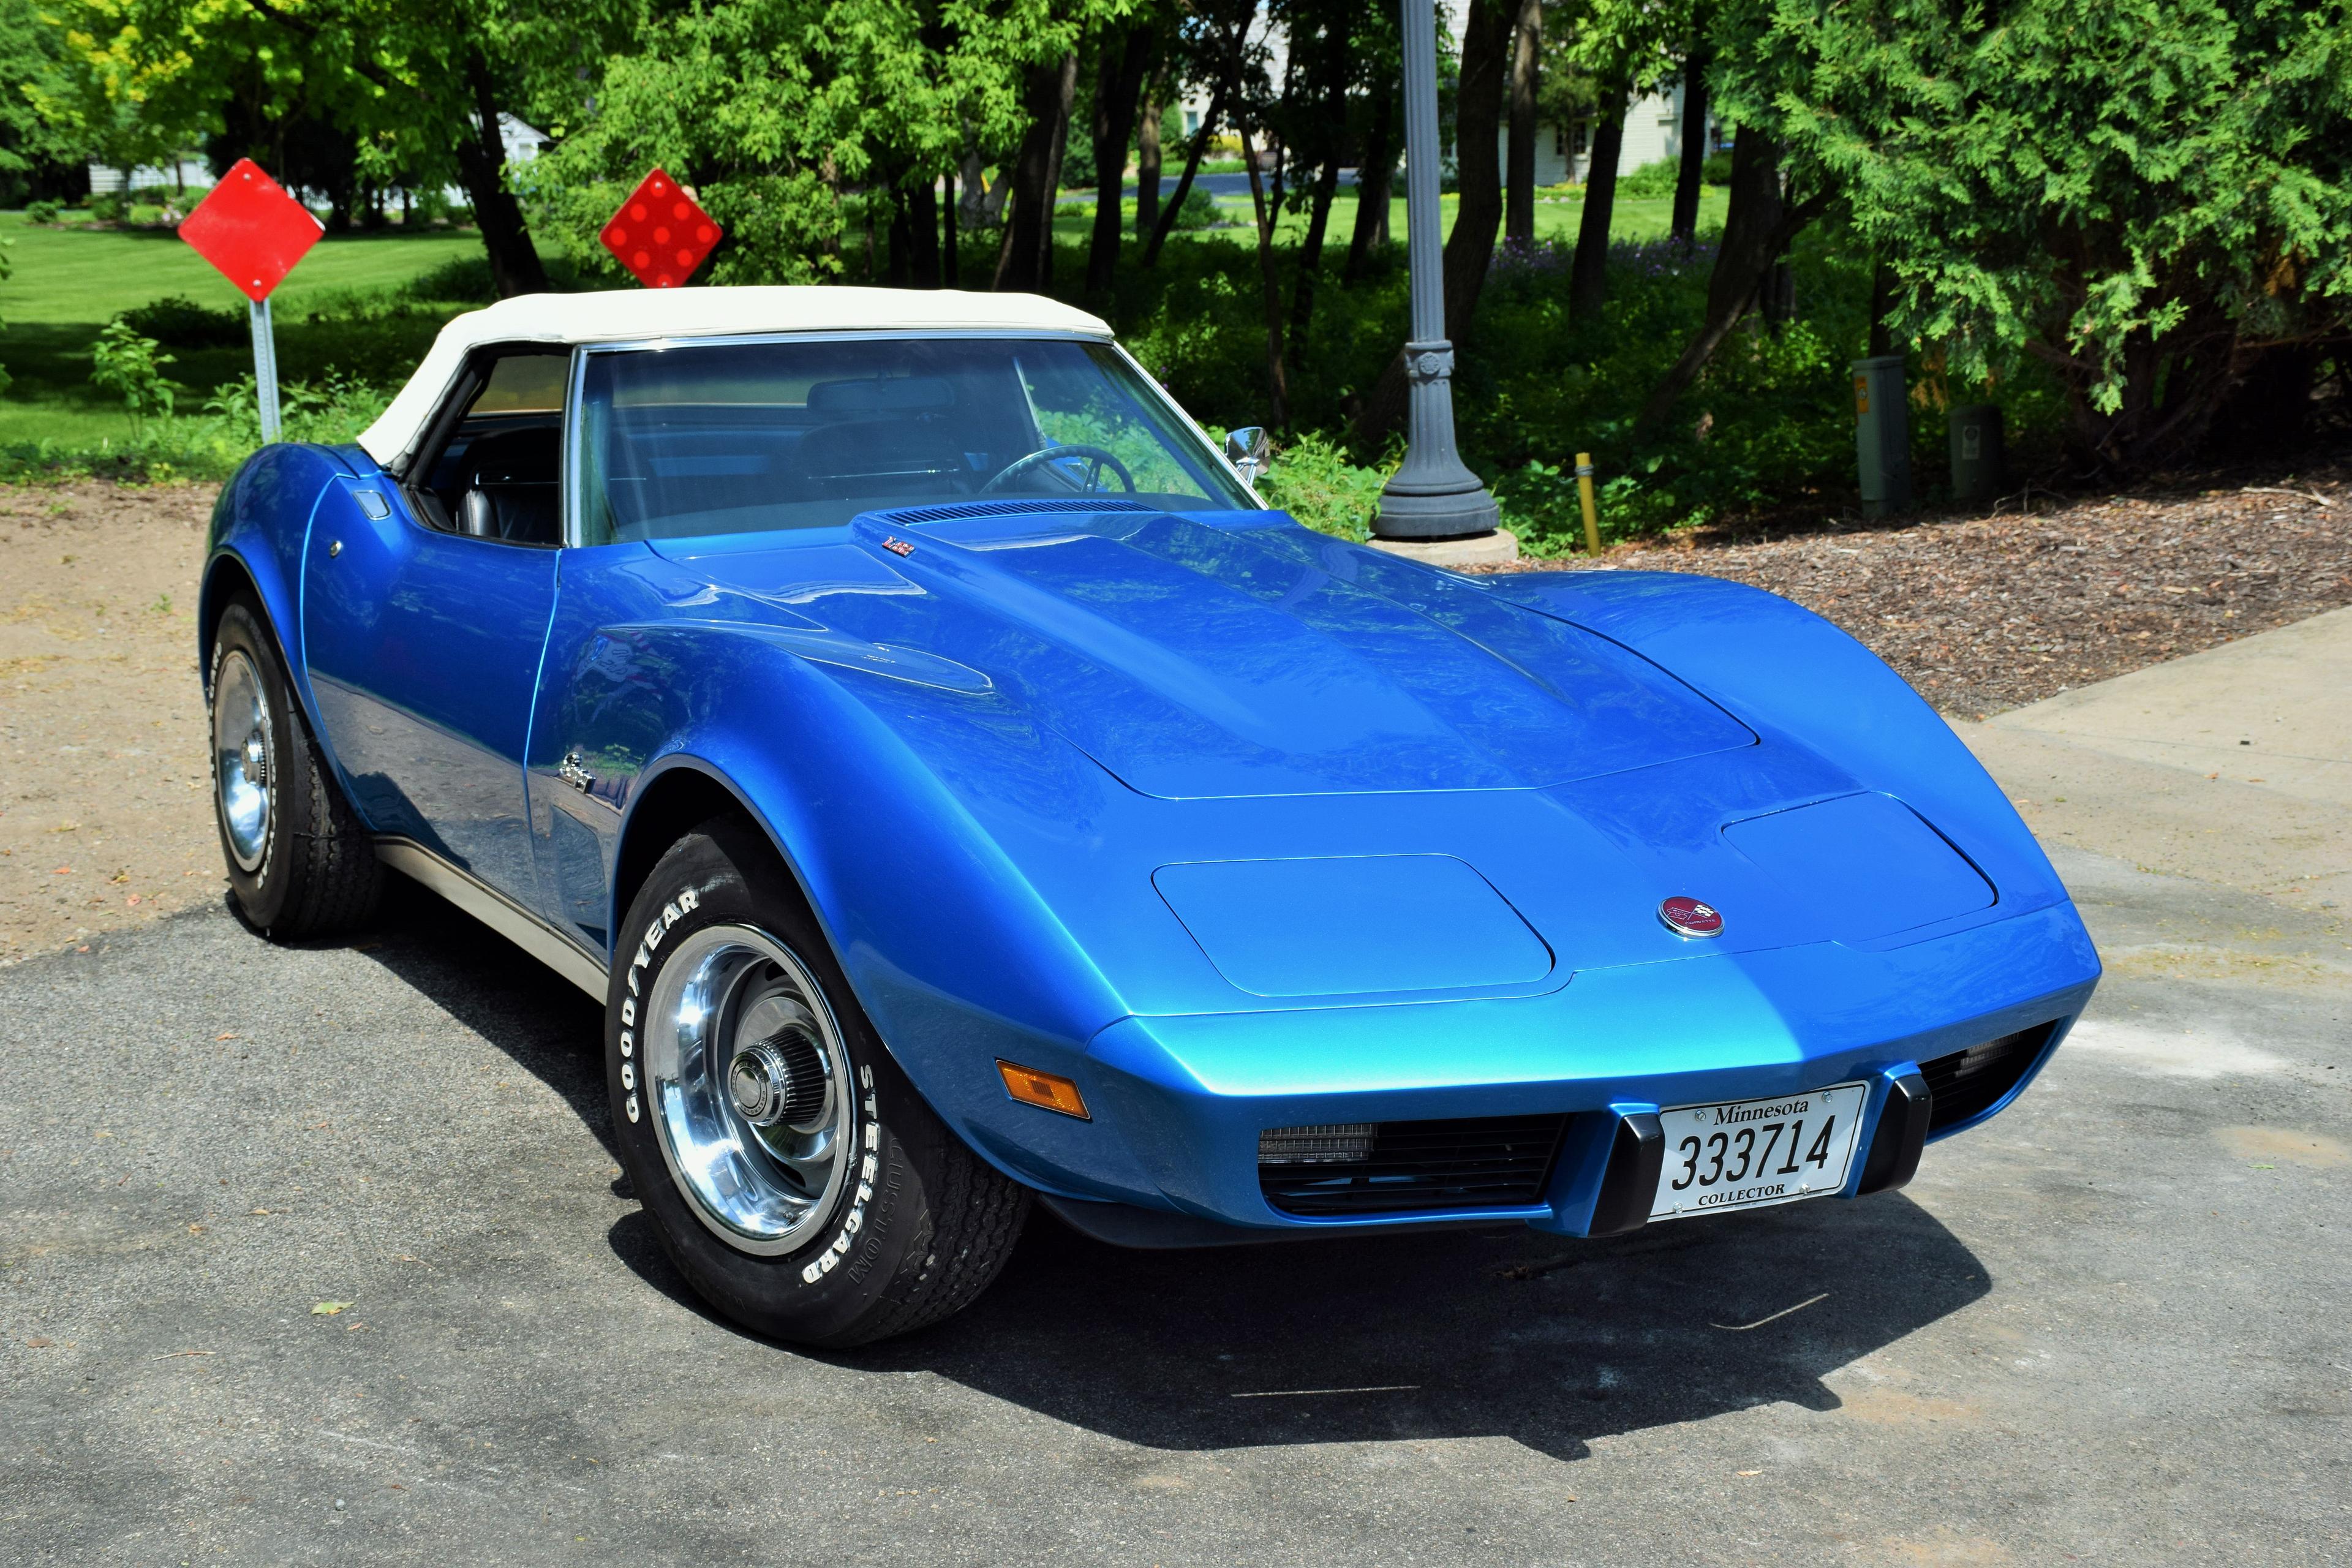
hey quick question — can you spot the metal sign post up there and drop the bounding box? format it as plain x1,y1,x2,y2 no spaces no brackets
248,297,281,442
178,159,322,445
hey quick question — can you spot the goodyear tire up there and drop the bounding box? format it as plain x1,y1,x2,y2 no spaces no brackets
609,818,1030,1347
208,597,381,939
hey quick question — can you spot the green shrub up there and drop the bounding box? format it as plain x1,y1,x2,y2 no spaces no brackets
89,319,179,435
1169,186,1223,230
1060,134,1098,191
88,191,126,224
1702,149,1733,186
127,202,168,227
120,295,247,349
1615,158,1680,199
1254,431,1392,541
24,199,61,224
1054,200,1090,219
399,253,502,304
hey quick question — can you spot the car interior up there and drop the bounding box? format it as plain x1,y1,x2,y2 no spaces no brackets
409,349,570,546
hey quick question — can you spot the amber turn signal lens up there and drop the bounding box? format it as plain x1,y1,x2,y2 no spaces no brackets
996,1060,1090,1120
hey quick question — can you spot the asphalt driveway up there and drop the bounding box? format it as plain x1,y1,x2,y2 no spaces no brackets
4,831,2346,1566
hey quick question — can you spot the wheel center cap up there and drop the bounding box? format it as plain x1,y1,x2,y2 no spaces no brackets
243,731,268,789
727,1028,827,1129
728,1043,791,1125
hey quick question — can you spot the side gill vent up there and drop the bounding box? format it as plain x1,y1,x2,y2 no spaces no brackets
1258,1115,1570,1217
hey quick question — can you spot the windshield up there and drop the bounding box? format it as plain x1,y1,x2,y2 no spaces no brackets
575,336,1254,543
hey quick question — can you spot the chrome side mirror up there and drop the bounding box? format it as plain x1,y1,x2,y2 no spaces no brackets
1224,426,1269,489
461,488,497,538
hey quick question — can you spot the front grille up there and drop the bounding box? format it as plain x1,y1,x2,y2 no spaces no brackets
1921,1023,2054,1132
1258,1114,1569,1216
883,499,1154,524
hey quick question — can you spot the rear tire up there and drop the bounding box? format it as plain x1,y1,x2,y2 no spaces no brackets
610,818,1030,1347
208,598,381,939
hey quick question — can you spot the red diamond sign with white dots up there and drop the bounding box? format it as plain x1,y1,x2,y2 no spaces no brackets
600,168,721,288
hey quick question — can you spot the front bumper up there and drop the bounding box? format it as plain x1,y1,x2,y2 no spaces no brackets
1045,900,2097,1237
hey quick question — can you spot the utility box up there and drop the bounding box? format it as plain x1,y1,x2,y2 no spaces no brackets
1949,404,2005,505
1852,355,1910,517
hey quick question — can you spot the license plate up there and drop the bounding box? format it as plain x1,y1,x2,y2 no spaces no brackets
1651,1082,1870,1221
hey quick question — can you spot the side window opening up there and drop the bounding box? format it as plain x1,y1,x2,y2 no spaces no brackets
409,349,571,545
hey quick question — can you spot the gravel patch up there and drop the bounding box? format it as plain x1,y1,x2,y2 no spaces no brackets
1501,461,2352,719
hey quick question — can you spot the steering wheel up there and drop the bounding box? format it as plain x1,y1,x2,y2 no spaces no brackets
979,443,1137,496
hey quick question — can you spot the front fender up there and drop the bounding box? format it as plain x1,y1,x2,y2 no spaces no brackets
541,573,1162,1203
1487,568,2073,919
197,443,352,722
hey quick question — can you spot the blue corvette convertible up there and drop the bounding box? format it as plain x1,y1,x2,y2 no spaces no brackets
202,287,2099,1346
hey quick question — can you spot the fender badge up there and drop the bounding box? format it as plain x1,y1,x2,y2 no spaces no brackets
879,536,915,557
1659,896,1724,938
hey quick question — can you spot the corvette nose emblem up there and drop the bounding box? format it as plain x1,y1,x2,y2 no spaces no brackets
1659,896,1724,938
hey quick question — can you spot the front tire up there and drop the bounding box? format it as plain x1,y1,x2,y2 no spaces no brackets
208,597,380,938
610,818,1030,1347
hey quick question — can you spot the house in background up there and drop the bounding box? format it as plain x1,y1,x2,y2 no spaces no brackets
1179,6,1724,190
85,116,548,210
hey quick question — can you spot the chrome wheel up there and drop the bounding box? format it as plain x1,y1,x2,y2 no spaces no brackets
212,648,273,873
641,924,856,1256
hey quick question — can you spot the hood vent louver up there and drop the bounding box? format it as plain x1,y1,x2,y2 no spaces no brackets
879,499,1156,525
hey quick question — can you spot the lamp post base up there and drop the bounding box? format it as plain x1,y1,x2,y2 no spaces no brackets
1365,527,1520,569
1374,338,1500,540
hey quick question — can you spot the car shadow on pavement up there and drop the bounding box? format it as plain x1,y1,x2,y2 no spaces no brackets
317,876,1991,1464
338,873,615,1160
853,1194,1988,1463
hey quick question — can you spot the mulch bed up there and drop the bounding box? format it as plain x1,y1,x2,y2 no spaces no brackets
1496,457,2352,719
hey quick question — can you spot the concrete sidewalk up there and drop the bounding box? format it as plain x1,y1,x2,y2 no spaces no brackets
1956,604,2352,916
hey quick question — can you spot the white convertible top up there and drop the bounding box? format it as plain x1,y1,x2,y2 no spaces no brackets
356,286,1116,468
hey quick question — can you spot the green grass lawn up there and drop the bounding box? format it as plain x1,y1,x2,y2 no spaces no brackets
1052,184,1732,247
4,187,1729,456
0,213,484,448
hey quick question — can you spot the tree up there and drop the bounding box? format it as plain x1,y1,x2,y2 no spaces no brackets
1667,24,1709,249
1504,0,1540,244
1560,0,1685,326
47,0,592,294
1766,0,2352,468
1084,17,1159,296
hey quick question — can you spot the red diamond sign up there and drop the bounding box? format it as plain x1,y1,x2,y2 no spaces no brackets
178,159,323,303
600,168,721,288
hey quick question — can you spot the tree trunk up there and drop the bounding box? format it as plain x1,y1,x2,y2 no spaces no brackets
1635,128,1826,434
942,168,959,286
1506,0,1540,246
995,52,1077,293
1344,88,1395,282
886,181,913,285
1355,0,1515,443
908,175,941,288
1868,257,1894,356
1087,27,1153,297
1568,99,1626,326
454,50,547,297
1288,152,1342,356
1670,48,1710,250
1142,78,1228,268
1238,121,1291,429
1134,89,1163,235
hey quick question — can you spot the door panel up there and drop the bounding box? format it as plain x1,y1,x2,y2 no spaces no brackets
303,476,559,903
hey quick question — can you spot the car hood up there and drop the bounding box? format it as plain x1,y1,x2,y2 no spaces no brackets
657,507,1755,799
